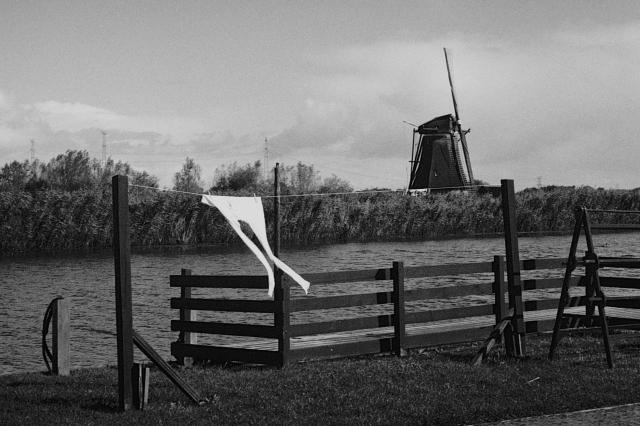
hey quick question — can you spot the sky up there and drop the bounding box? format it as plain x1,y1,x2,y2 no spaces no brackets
1,0,639,190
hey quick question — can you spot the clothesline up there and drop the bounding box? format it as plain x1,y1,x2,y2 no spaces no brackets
128,183,498,199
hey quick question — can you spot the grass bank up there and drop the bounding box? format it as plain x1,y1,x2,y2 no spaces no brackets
3,332,640,425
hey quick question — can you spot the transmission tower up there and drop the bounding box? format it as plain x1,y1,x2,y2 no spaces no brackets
30,139,35,162
101,130,107,166
264,137,269,179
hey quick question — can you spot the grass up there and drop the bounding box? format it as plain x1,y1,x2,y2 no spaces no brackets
3,332,640,425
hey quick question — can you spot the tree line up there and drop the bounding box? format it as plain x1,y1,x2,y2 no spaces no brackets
1,150,639,255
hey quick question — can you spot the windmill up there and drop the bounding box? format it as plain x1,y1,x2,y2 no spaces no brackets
408,48,475,192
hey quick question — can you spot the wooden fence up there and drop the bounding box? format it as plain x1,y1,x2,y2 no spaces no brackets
170,256,640,367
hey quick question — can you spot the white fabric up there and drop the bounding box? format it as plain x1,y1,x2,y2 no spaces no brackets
201,195,310,296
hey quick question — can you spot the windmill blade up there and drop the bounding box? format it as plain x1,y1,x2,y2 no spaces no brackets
444,47,474,185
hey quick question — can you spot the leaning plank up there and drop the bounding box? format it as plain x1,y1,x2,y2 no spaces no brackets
404,262,493,278
170,298,276,313
171,320,279,338
133,330,206,405
404,283,493,301
472,311,513,366
170,275,268,289
171,342,280,365
290,292,393,312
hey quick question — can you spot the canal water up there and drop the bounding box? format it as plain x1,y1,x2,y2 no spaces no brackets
2,233,639,375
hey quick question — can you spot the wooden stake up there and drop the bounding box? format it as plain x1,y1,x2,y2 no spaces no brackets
112,175,134,411
501,179,525,357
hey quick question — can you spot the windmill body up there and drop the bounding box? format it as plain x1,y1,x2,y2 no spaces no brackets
408,114,470,191
408,48,475,192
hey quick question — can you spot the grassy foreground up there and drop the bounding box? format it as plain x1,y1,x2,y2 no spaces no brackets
3,332,640,425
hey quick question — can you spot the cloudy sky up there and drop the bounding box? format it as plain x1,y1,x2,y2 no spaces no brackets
1,1,639,190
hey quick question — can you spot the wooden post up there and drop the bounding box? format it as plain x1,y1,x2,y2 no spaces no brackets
112,174,134,411
272,163,290,368
132,363,150,410
501,179,526,357
392,261,406,357
52,297,70,376
180,268,197,366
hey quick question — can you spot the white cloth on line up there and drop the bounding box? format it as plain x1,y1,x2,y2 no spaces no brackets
201,195,310,296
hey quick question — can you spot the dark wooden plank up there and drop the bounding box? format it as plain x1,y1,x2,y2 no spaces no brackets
522,277,579,290
520,258,566,270
286,268,392,286
404,283,493,302
404,262,493,278
289,338,393,362
598,258,640,268
171,342,280,366
524,299,566,312
171,298,277,313
405,305,494,324
289,315,395,337
525,319,556,333
404,326,493,348
392,261,406,356
112,175,134,411
290,291,394,312
170,275,268,289
601,277,640,289
171,320,279,338
607,297,640,309
591,224,640,230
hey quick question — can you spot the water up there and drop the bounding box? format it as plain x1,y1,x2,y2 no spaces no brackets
2,233,640,376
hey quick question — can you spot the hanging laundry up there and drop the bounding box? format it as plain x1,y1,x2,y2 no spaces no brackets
201,195,310,296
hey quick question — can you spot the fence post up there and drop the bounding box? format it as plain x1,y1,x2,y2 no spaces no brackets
392,261,406,357
273,163,290,368
112,174,134,411
493,256,513,353
52,297,70,376
500,179,526,357
180,268,197,366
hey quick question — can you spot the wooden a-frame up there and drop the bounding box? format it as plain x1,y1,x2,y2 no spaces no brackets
548,206,613,368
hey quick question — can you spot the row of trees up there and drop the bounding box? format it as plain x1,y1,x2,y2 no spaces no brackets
0,151,158,192
174,157,352,195
0,150,352,196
